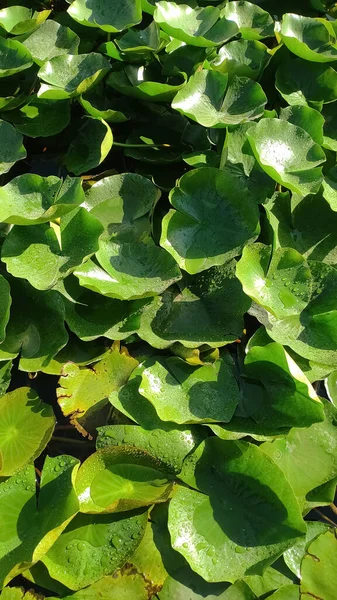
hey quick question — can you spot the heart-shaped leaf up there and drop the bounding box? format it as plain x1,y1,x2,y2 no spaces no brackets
160,167,260,274
172,71,267,128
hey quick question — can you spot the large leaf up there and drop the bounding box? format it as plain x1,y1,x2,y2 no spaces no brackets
41,509,148,590
75,446,173,513
0,38,33,78
0,174,84,225
223,1,274,40
211,39,271,80
261,401,337,510
172,71,267,128
169,437,305,582
154,2,238,47
22,20,80,66
0,278,68,372
160,167,260,274
276,58,337,106
0,7,50,35
74,238,181,300
67,0,142,33
0,387,55,477
279,14,337,62
0,455,79,587
138,261,250,348
7,97,71,138
38,53,111,99
1,208,103,290
137,355,240,424
246,118,325,196
0,120,26,175
57,343,138,418
64,117,113,175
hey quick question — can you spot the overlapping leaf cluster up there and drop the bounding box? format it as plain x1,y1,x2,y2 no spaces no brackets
1,0,337,598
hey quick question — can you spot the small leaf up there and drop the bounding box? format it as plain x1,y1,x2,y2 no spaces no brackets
64,117,113,175
0,387,55,477
0,120,26,175
68,0,142,33
154,2,238,47
41,509,148,590
246,118,325,196
160,167,260,274
172,71,267,128
75,446,173,513
57,343,138,418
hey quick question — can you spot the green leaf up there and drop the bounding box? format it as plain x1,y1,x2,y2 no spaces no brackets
63,276,147,341
0,7,50,35
7,97,71,138
261,401,337,510
68,0,142,33
159,577,257,600
96,424,205,475
75,446,173,513
0,361,12,397
74,238,181,300
169,437,305,582
236,244,312,320
322,102,337,151
172,71,267,128
40,337,109,376
0,120,26,175
0,278,68,372
64,117,113,175
138,261,250,348
22,20,80,66
0,174,85,224
107,65,187,103
154,2,238,47
38,53,111,99
0,387,55,477
48,571,151,600
0,37,33,78
279,105,324,145
160,167,260,274
279,14,337,62
276,58,337,106
2,208,103,290
128,520,168,589
137,355,240,424
0,276,11,345
117,21,161,54
79,84,129,123
266,586,299,600
243,331,325,428
223,1,274,40
300,530,337,600
41,509,147,590
0,455,79,587
57,343,138,418
211,39,271,80
283,521,329,578
246,118,325,196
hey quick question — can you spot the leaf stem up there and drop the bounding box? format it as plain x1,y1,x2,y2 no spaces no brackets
314,508,337,527
113,142,172,148
51,435,93,445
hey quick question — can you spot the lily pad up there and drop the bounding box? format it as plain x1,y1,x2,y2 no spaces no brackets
79,84,129,123
0,455,79,588
57,343,138,418
0,174,85,224
64,117,113,175
0,6,50,35
224,1,274,40
300,530,337,600
75,446,173,513
154,2,238,47
138,355,240,424
279,13,337,62
0,37,33,78
276,58,337,106
169,437,305,582
283,522,329,578
212,39,271,80
0,387,55,477
0,120,26,175
38,53,111,99
172,71,267,128
67,0,142,33
41,509,148,590
107,65,187,103
160,167,260,274
7,97,71,138
138,261,251,348
279,105,324,145
246,118,325,196
22,20,80,66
